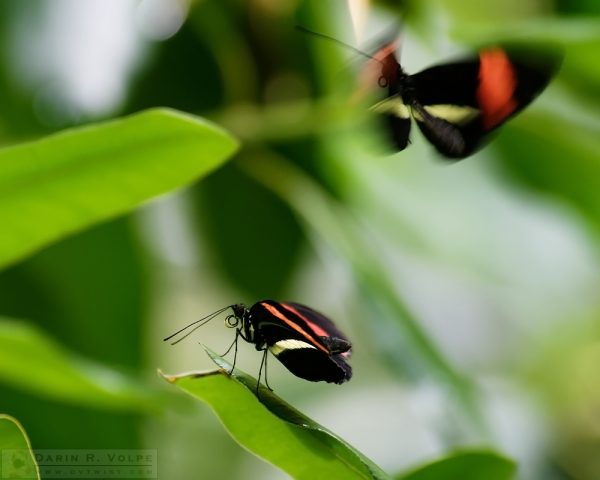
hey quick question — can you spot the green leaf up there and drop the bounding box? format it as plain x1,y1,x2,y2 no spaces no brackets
0,414,40,480
161,349,391,480
397,451,516,480
0,318,170,411
0,107,238,270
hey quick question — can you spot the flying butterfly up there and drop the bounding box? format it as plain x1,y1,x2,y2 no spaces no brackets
298,26,561,159
164,300,352,388
368,38,562,158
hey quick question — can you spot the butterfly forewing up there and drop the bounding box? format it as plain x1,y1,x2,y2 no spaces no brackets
411,61,481,107
252,301,350,350
499,49,559,114
251,301,328,352
283,302,351,345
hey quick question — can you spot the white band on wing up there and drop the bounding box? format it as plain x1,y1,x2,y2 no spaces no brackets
412,104,480,125
370,96,411,119
269,339,317,356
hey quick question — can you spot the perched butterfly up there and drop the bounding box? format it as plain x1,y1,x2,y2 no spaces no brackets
164,300,352,387
367,39,562,158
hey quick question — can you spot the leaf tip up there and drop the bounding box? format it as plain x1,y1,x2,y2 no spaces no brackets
156,369,175,383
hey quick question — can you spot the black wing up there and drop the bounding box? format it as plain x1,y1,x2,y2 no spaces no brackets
410,49,560,159
368,38,412,152
273,347,352,384
284,302,351,345
251,301,352,384
250,301,351,354
372,95,412,151
410,60,486,158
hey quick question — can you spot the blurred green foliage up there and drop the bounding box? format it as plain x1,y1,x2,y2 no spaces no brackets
397,451,515,480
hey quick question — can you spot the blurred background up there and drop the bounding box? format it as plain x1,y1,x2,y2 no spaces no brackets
0,0,599,478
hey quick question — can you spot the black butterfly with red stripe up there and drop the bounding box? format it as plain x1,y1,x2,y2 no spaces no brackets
369,39,562,158
164,300,352,387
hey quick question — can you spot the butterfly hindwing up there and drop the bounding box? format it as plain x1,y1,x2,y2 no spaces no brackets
269,343,352,384
371,95,412,151
407,49,560,158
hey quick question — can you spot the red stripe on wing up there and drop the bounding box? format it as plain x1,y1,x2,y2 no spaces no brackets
279,303,330,337
477,49,518,130
260,302,329,353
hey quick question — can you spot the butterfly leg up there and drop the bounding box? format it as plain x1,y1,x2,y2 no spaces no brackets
263,351,273,392
256,349,274,396
220,329,240,375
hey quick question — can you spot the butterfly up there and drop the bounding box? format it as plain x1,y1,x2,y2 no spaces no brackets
368,39,561,158
164,300,352,387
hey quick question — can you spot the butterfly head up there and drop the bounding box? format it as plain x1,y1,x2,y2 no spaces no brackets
372,38,402,89
229,304,248,324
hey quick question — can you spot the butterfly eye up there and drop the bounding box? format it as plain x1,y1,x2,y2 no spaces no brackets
378,76,388,88
225,315,239,328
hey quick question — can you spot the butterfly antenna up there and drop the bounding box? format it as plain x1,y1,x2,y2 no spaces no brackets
163,305,231,345
295,25,383,64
